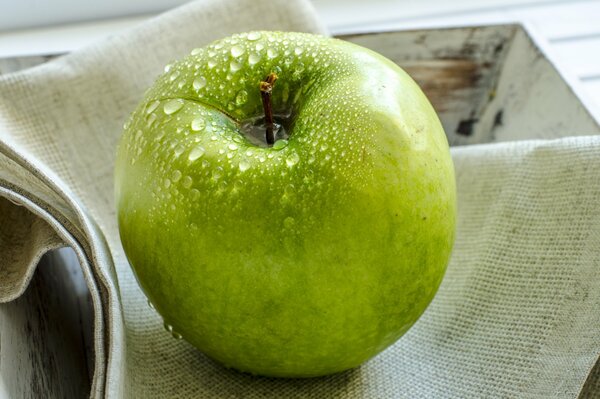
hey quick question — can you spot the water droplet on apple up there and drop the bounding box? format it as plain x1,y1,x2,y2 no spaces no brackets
164,322,173,333
163,179,171,188
190,188,200,200
188,145,205,161
191,117,206,131
147,300,155,310
191,48,202,55
283,216,295,229
286,152,300,167
239,159,250,171
210,135,218,141
255,43,265,51
171,330,183,340
207,60,216,68
164,64,172,73
163,99,184,115
230,60,242,72
325,154,331,161
174,144,185,157
248,53,261,65
267,48,278,59
294,47,304,55
182,175,193,188
258,155,266,163
193,76,207,91
146,100,160,114
235,90,248,105
212,167,223,180
146,113,157,128
272,139,288,150
169,70,180,81
231,45,245,57
228,143,238,151
247,32,261,41
171,170,182,182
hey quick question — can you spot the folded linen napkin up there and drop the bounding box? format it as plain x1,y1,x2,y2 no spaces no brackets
0,0,597,397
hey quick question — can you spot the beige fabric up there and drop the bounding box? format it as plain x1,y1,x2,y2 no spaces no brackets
0,0,598,396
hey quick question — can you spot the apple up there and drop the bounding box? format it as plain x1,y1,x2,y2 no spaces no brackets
115,31,456,377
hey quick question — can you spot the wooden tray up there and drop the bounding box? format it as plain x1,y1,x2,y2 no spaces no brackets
341,24,600,145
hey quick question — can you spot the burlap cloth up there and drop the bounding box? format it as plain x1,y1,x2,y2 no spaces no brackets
0,0,598,397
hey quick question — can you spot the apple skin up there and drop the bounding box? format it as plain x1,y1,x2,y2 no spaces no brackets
115,31,455,377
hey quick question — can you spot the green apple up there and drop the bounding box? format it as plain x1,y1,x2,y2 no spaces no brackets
115,31,455,377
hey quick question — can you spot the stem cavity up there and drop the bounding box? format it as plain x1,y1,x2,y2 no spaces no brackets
260,73,278,145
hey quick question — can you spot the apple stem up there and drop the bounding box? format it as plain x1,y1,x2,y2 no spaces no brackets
260,73,278,145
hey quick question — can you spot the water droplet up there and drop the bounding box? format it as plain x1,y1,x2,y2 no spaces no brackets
228,143,238,151
171,170,182,182
147,300,155,310
272,139,288,150
267,48,278,59
258,155,266,163
235,90,248,105
191,117,206,131
171,331,183,340
231,45,245,57
164,99,184,115
286,152,300,167
255,43,265,51
207,60,216,69
294,47,304,55
188,146,205,161
182,176,193,189
247,32,261,41
193,76,207,90
164,322,173,333
248,53,261,65
146,113,157,127
169,70,180,81
134,129,143,141
146,100,160,114
190,188,200,200
230,60,242,72
212,167,223,180
210,135,218,141
284,216,295,229
164,64,172,73
245,149,254,157
174,144,185,157
191,48,202,55
164,179,171,188
325,154,331,161
239,159,250,171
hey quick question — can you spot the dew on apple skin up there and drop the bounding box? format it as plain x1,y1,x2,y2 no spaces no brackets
230,45,245,57
294,47,304,55
283,216,295,229
188,145,205,161
193,76,207,91
181,175,193,189
238,159,251,172
147,300,155,310
230,60,242,72
286,152,300,167
164,64,172,73
255,43,265,51
173,144,185,157
163,178,171,188
171,331,183,340
267,48,278,59
191,117,206,131
169,70,180,81
163,99,184,115
235,90,248,105
228,143,238,151
207,60,217,69
247,31,261,41
145,100,160,114
190,47,202,55
146,113,157,128
171,170,182,182
248,53,261,65
273,139,288,150
190,188,201,200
